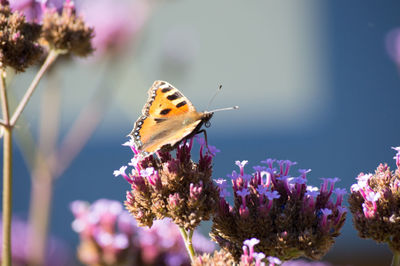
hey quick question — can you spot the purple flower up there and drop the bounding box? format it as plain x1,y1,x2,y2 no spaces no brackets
241,238,261,264
256,184,268,196
267,256,282,265
333,188,347,206
298,168,311,178
140,167,154,177
237,188,250,207
261,158,276,169
265,191,280,201
236,160,248,176
386,29,400,65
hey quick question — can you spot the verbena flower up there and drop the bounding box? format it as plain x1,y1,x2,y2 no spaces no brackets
348,146,400,253
0,0,43,71
0,217,68,265
71,199,214,266
211,158,347,262
116,137,219,231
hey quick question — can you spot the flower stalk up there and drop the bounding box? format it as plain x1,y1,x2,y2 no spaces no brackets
179,227,196,262
0,67,11,266
392,250,400,266
0,50,59,265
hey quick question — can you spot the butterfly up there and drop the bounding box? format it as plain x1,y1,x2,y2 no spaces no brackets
129,80,237,157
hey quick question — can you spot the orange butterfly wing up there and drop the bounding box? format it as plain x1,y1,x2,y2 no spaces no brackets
130,81,208,156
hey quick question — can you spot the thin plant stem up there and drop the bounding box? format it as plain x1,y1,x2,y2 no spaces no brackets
9,49,59,127
178,227,196,263
392,250,400,266
0,68,12,266
390,241,400,266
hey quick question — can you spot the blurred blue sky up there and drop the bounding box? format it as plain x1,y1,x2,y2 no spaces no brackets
6,0,400,265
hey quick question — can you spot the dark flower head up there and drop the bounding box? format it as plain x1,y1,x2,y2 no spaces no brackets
116,137,219,231
348,146,400,252
0,0,43,71
211,158,347,262
41,0,93,56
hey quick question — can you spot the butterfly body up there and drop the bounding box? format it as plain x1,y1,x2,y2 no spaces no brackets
130,80,214,157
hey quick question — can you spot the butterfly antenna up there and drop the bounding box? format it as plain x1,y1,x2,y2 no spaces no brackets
206,85,223,111
208,106,239,113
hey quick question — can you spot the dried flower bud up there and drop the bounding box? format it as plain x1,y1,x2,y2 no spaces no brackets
0,1,43,71
41,0,93,56
117,137,219,231
348,146,400,252
211,158,346,262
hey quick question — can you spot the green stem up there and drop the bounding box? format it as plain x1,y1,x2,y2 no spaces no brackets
392,249,400,266
2,127,12,266
178,227,196,263
10,49,59,127
0,68,12,266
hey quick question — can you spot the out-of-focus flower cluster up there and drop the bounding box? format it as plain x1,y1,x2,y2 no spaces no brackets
0,217,68,266
114,137,219,231
71,199,214,266
348,146,400,252
78,0,149,58
211,159,347,262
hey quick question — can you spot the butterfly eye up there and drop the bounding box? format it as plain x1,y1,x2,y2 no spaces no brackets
205,121,211,128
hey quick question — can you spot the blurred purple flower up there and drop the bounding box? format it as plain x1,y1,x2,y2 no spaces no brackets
386,28,400,66
0,217,69,266
78,0,149,58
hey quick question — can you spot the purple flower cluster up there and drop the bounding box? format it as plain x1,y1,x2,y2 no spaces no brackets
71,199,214,266
211,159,347,262
348,146,400,252
71,199,137,265
115,137,219,231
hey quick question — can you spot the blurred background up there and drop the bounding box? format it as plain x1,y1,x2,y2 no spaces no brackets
5,0,400,265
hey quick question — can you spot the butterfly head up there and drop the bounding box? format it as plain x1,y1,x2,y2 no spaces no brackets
201,111,214,128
